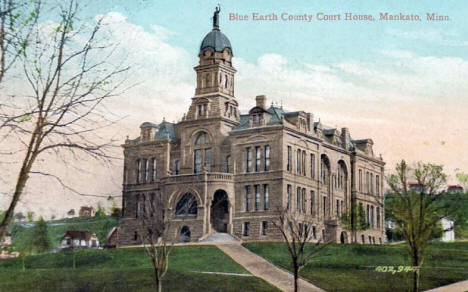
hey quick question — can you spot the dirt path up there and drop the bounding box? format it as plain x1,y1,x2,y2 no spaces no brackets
216,243,325,292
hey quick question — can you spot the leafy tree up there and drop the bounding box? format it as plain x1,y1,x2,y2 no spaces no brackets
27,211,34,222
94,204,107,218
386,160,446,292
455,172,468,191
340,202,369,243
31,216,49,253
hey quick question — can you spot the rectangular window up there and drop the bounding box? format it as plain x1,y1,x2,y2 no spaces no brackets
194,150,201,174
135,194,139,218
244,186,250,212
312,226,317,239
366,205,370,224
246,148,252,172
310,191,315,216
263,184,269,210
287,146,292,171
142,159,148,183
302,188,306,213
254,185,260,211
255,146,261,172
310,154,315,179
151,158,156,181
136,160,141,184
264,145,270,171
173,160,179,175
286,184,291,211
261,221,268,236
376,207,380,228
336,199,340,217
341,200,344,216
142,194,146,218
302,151,306,176
323,196,327,217
366,172,370,194
243,222,250,236
359,169,362,192
376,175,380,196
370,173,374,194
225,156,230,173
204,149,211,171
296,150,301,174
150,193,155,217
371,206,374,228
296,187,301,212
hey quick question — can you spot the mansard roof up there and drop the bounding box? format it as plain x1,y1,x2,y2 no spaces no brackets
154,121,176,140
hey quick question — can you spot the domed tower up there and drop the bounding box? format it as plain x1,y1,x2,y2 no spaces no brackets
185,6,239,124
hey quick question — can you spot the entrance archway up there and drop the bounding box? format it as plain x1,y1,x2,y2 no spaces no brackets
340,231,348,244
179,226,191,242
210,190,229,232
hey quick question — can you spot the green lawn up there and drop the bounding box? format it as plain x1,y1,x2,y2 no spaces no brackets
243,242,468,292
9,216,117,250
0,245,280,292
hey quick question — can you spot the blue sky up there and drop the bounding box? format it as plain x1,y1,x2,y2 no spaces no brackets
3,0,468,217
85,0,468,64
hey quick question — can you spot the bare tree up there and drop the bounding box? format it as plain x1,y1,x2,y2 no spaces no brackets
137,195,174,292
272,209,330,292
386,160,446,292
0,0,40,83
0,0,129,241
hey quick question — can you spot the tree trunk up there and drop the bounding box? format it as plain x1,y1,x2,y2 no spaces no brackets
293,261,299,292
411,249,420,292
0,169,30,241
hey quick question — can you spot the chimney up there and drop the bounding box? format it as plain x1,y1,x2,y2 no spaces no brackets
256,95,266,109
341,127,349,149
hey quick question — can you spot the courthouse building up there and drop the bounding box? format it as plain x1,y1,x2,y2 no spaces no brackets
116,10,385,246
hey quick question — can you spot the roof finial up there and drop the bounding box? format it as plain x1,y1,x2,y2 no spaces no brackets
213,5,220,30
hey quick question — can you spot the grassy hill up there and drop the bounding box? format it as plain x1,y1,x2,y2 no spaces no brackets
244,241,468,292
9,216,117,250
0,245,279,292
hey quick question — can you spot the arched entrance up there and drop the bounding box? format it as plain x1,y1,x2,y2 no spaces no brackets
340,231,348,244
179,226,191,242
210,190,229,232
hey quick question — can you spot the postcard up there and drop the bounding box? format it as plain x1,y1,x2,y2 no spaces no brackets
0,1,467,291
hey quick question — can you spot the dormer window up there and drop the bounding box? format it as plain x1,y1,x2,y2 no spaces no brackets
251,113,263,127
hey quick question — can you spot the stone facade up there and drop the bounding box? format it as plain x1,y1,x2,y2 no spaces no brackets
116,11,385,246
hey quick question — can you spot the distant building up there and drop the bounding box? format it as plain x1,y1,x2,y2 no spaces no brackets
0,232,19,259
61,231,100,249
0,232,12,248
447,185,464,194
79,206,95,218
67,209,76,218
440,217,455,242
105,227,119,248
408,182,423,192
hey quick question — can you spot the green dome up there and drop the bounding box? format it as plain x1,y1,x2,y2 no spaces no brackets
199,29,233,55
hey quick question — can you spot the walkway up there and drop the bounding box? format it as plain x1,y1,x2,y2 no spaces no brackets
424,279,468,292
216,243,325,292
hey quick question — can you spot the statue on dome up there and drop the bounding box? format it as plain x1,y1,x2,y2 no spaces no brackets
213,5,220,29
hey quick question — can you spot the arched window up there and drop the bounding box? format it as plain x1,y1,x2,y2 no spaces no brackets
175,193,198,217
193,131,211,173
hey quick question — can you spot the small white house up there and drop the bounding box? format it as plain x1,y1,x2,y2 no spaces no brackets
439,217,455,242
61,231,100,249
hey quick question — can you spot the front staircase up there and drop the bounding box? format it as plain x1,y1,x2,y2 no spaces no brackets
201,232,238,243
